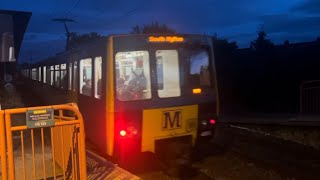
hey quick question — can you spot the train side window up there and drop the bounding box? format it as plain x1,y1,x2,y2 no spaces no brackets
46,66,51,84
43,66,46,83
156,50,181,98
32,68,37,80
55,64,60,87
38,67,42,82
115,51,151,101
80,58,92,96
94,56,102,99
73,61,78,92
68,62,72,90
61,63,67,89
50,66,54,85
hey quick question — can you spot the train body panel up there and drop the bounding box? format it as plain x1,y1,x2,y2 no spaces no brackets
142,104,198,153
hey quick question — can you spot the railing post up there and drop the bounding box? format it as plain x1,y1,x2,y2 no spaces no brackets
0,110,7,180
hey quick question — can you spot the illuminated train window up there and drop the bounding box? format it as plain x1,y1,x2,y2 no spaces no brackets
68,63,72,90
156,50,181,98
31,68,37,80
73,61,78,92
38,67,42,82
43,66,46,83
80,58,92,96
55,64,60,87
94,57,102,99
115,51,151,101
61,64,67,89
46,66,50,84
50,66,54,85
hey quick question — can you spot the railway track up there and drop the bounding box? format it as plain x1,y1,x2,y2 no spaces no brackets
138,124,320,180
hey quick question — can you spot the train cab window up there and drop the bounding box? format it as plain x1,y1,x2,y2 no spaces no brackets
189,50,211,86
43,66,46,83
94,56,102,99
32,68,37,80
61,64,67,89
55,64,60,87
80,58,92,96
38,67,42,82
50,66,54,85
115,51,151,101
156,50,181,98
68,63,72,90
73,61,78,92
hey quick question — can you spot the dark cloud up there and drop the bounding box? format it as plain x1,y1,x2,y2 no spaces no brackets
259,14,320,43
291,0,320,14
19,39,65,63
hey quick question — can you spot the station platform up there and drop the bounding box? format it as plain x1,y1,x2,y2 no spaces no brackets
86,150,141,180
1,83,141,180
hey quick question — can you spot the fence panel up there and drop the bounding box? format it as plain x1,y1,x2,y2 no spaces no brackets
0,103,86,180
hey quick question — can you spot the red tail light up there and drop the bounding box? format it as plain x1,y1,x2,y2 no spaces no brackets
209,119,216,125
127,126,138,136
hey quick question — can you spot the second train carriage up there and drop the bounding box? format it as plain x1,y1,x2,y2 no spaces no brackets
21,34,219,166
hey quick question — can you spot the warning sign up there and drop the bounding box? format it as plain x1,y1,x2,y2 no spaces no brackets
26,108,54,128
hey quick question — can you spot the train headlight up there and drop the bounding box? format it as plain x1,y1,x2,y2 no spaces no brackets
201,120,208,126
120,130,127,137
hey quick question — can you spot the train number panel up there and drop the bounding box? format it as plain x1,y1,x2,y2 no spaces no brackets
142,105,198,153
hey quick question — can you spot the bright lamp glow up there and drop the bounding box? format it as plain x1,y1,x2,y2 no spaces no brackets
193,88,202,94
209,119,216,125
120,130,127,137
149,36,184,43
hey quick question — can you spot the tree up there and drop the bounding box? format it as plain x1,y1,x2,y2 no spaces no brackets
131,21,176,34
68,32,104,49
250,30,274,51
212,34,238,52
284,40,290,46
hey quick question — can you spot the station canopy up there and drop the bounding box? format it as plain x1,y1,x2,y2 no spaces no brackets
0,9,31,62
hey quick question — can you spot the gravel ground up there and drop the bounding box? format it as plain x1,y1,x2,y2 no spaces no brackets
137,150,292,180
239,124,320,150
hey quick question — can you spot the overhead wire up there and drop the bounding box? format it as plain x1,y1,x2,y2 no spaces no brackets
65,0,81,18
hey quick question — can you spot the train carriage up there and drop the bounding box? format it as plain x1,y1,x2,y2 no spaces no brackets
21,34,219,167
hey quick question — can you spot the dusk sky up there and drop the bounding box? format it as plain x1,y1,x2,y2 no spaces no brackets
1,0,319,63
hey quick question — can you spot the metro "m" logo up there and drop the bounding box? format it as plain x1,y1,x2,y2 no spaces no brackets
162,110,182,130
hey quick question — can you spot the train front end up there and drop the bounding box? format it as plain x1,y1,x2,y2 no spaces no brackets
106,34,219,167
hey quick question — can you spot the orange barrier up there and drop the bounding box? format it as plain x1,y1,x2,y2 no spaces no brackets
0,103,86,180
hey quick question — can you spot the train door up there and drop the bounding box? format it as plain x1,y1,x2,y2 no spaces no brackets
78,56,106,151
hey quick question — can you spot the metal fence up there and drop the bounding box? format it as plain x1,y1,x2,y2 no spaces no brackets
0,103,86,180
300,80,320,114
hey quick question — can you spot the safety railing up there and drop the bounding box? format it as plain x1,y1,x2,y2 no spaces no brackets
0,103,86,180
300,80,320,114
